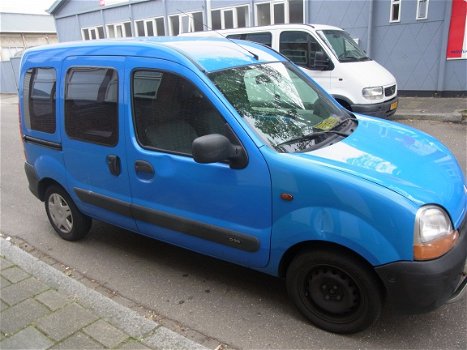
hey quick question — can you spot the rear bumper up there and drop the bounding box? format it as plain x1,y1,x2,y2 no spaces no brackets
375,216,467,314
24,162,40,200
351,96,398,118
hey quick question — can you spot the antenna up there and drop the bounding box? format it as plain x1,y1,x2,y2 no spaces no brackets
176,9,259,60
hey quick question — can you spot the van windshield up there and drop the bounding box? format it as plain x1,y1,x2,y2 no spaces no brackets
317,30,370,62
209,62,355,153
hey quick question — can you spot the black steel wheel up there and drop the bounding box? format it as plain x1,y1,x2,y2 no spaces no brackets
286,248,383,334
44,185,91,241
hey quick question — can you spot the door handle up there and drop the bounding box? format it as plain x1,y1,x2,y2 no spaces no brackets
106,155,121,176
135,160,154,175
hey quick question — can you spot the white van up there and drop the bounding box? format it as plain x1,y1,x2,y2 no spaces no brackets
183,24,398,118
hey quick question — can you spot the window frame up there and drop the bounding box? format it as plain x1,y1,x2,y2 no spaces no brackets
130,68,227,157
389,0,402,23
64,66,119,147
135,17,165,37
416,0,429,20
23,67,57,134
82,26,105,40
106,21,132,38
211,5,251,30
255,1,300,26
169,12,204,36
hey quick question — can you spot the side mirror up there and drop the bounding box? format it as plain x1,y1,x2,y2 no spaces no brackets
192,134,247,169
313,51,333,71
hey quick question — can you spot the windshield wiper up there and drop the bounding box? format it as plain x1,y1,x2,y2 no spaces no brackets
275,130,350,148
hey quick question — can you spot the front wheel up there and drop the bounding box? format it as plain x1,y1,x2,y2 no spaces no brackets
286,249,383,334
44,185,91,241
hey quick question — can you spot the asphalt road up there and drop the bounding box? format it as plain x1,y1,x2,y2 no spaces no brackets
1,97,466,349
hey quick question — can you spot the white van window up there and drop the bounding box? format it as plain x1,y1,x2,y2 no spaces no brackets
317,30,369,62
279,31,328,70
227,32,272,47
23,68,56,133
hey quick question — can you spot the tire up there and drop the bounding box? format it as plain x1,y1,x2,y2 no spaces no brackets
44,185,91,241
286,248,383,334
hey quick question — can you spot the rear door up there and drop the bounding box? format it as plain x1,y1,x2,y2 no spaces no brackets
61,56,136,231
125,57,272,268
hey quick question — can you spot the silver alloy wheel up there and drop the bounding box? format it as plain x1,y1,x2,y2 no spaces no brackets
48,193,73,233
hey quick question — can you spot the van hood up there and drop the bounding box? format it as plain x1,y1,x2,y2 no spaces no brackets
300,116,466,227
339,60,396,88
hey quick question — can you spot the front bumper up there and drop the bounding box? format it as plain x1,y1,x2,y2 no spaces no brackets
351,96,398,118
375,216,467,314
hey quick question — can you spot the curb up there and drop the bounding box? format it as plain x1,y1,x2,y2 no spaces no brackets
391,113,464,123
0,238,208,350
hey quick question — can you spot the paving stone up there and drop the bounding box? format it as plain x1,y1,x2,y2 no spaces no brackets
36,302,99,341
52,331,104,349
1,266,30,283
35,289,69,311
0,277,48,306
0,300,8,311
0,276,11,289
143,326,206,350
83,319,129,348
0,326,53,350
0,298,50,335
119,340,153,350
0,257,14,270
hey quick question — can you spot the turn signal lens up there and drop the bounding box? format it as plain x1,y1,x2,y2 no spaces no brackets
414,230,459,260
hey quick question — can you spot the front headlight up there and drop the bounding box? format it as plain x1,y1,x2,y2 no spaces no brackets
362,86,383,100
413,206,459,260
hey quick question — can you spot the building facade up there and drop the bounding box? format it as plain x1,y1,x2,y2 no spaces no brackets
48,0,466,94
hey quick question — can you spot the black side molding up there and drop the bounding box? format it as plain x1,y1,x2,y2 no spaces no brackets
74,188,132,217
74,187,259,253
23,135,62,151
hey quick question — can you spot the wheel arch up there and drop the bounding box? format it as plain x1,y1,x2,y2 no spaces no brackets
37,178,67,201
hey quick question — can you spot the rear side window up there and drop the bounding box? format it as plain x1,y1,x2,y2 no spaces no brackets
65,68,118,146
23,68,56,133
227,32,272,47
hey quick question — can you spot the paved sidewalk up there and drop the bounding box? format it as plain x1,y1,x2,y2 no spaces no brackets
0,238,207,350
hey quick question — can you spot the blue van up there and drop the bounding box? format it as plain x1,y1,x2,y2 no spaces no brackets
19,37,466,334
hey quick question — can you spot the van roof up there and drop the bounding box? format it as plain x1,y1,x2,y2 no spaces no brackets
22,37,284,73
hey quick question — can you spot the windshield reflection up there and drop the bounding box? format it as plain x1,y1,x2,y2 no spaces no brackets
209,62,348,152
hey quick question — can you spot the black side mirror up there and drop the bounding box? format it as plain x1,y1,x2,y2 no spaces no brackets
192,134,247,169
313,51,333,71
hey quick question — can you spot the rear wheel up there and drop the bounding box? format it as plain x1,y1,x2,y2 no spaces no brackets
286,249,383,334
44,185,91,241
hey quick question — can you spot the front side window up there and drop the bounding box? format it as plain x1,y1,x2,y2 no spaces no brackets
317,30,369,62
280,31,329,69
132,70,225,155
65,68,118,146
209,62,350,153
23,68,56,133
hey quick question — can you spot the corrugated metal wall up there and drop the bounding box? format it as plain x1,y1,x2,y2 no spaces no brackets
43,0,467,93
0,57,21,93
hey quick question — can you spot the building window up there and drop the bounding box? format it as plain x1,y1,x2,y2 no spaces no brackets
169,12,203,36
82,26,105,40
107,22,132,38
255,1,303,26
135,17,165,37
390,0,401,23
211,5,250,30
23,68,56,134
416,0,429,20
65,68,118,146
